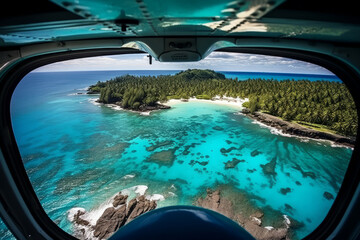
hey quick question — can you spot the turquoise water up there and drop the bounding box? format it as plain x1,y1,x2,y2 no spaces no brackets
5,71,352,239
0,218,15,240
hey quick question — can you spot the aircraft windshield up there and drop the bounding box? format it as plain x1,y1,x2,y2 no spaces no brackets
7,51,357,240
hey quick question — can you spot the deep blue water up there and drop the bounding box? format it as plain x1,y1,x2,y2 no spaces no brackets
2,70,352,240
221,71,341,82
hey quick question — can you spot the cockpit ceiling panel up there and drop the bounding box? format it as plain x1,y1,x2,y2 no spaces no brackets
0,0,360,46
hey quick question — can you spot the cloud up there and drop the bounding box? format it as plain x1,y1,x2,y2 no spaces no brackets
206,52,238,59
249,55,258,60
35,54,149,72
34,51,334,75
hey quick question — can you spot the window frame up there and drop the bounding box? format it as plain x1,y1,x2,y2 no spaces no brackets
0,46,359,240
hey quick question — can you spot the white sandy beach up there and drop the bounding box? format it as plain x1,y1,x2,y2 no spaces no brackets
166,96,249,109
87,96,351,148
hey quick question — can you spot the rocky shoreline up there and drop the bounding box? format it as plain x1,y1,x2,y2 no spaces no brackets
89,98,171,115
98,100,171,113
242,109,355,148
196,188,293,240
70,192,157,239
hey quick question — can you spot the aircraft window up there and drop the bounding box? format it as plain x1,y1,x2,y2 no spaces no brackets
0,218,15,240
9,52,357,240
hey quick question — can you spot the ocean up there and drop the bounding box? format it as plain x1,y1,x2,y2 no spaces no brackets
1,70,351,239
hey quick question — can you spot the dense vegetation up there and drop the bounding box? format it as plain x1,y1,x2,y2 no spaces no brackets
88,69,357,136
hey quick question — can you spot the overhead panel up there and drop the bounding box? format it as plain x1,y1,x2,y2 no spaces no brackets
1,0,360,47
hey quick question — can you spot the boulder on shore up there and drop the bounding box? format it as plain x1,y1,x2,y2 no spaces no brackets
73,210,89,226
113,194,128,207
70,192,157,239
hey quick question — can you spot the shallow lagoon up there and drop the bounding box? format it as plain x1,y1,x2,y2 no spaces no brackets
9,72,353,239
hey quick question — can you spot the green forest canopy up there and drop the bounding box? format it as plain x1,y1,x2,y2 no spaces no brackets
88,69,358,136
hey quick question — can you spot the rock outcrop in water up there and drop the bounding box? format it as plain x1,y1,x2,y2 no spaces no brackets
260,157,277,187
224,158,245,169
70,193,157,240
196,188,291,240
95,100,171,113
146,148,178,166
73,210,90,226
323,191,334,200
292,164,316,179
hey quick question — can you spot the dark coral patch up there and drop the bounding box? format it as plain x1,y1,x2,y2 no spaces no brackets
224,158,245,169
212,126,224,131
146,140,173,152
280,188,291,195
220,147,238,154
250,149,262,157
146,148,178,166
292,163,316,179
323,191,334,200
261,160,276,174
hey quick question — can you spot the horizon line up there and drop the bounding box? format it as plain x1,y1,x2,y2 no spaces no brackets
32,69,337,76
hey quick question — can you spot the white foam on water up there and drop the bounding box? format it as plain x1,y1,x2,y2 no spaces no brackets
131,185,148,196
168,192,177,197
146,194,165,202
122,174,136,179
120,189,130,196
82,193,119,226
234,112,244,116
264,226,274,230
140,111,151,116
252,119,293,138
283,215,291,228
331,142,354,150
88,98,101,106
108,104,122,111
269,128,293,137
77,87,89,91
251,216,262,225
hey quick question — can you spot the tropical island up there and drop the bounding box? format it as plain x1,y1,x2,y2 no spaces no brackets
87,69,357,146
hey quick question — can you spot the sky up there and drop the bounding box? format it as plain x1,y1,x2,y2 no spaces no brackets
34,52,334,75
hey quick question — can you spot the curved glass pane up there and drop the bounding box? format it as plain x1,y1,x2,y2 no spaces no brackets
10,52,357,240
